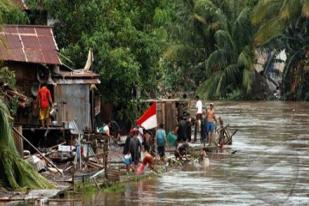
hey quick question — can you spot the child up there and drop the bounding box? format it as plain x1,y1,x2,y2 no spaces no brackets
199,148,209,169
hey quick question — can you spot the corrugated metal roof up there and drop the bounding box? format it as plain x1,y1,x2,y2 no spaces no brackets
53,70,101,84
0,25,61,65
57,69,100,78
54,79,101,85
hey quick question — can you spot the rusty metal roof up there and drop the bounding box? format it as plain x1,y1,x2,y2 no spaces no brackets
57,69,100,78
0,25,61,65
53,69,101,84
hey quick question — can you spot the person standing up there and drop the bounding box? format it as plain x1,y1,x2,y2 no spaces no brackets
175,117,187,143
194,95,203,142
155,123,167,160
201,110,208,144
143,131,152,153
186,116,192,142
206,103,217,146
37,84,53,128
129,128,142,166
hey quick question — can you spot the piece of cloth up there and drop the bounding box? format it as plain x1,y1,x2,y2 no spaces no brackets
39,108,49,120
207,122,215,133
123,154,132,166
38,86,51,109
195,100,203,114
167,132,177,146
155,128,166,146
157,145,165,157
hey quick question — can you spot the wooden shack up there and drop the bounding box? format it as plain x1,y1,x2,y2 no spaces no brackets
142,99,190,132
0,25,101,150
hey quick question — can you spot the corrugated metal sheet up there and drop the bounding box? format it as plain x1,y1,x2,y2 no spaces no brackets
53,70,101,84
0,25,61,65
54,79,100,85
54,84,91,131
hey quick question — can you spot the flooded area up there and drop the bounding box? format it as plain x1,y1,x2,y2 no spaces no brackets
74,101,309,206
14,101,309,206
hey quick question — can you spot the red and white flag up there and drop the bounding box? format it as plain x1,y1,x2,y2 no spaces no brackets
136,102,157,130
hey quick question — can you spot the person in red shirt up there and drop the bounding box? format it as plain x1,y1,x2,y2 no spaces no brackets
37,84,53,128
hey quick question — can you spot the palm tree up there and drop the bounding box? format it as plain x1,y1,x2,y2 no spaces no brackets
252,0,309,46
164,0,256,98
252,0,309,100
196,0,255,99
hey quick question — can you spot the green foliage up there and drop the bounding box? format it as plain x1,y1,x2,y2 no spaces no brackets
252,0,309,46
0,67,16,88
0,67,19,114
36,0,170,122
161,0,258,99
252,1,309,100
0,99,54,190
0,0,28,24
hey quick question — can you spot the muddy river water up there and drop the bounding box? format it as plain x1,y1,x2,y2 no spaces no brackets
65,101,308,206
19,101,309,206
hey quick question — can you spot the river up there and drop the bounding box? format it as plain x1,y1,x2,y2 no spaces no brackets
47,101,309,205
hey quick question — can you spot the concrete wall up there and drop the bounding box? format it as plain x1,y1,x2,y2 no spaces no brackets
54,84,91,131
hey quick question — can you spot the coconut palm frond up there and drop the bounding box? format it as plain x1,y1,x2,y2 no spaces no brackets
205,49,225,76
251,0,282,25
214,30,235,56
224,64,239,83
198,72,222,98
279,0,302,21
242,68,253,93
254,18,285,46
233,7,252,47
238,46,253,69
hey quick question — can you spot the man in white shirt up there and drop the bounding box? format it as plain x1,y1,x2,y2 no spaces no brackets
194,95,203,142
195,96,203,116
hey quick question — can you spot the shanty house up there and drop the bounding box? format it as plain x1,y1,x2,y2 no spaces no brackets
0,25,100,148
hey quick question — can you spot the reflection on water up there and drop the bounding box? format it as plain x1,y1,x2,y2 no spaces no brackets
58,102,309,205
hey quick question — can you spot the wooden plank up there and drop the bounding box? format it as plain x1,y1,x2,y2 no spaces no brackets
13,126,23,157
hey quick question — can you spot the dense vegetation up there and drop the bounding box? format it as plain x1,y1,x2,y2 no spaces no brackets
0,1,53,190
1,0,309,120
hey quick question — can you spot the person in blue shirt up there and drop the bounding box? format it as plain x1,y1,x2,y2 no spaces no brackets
155,123,167,161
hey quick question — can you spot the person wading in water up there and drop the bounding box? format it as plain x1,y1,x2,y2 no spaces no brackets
206,103,217,146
